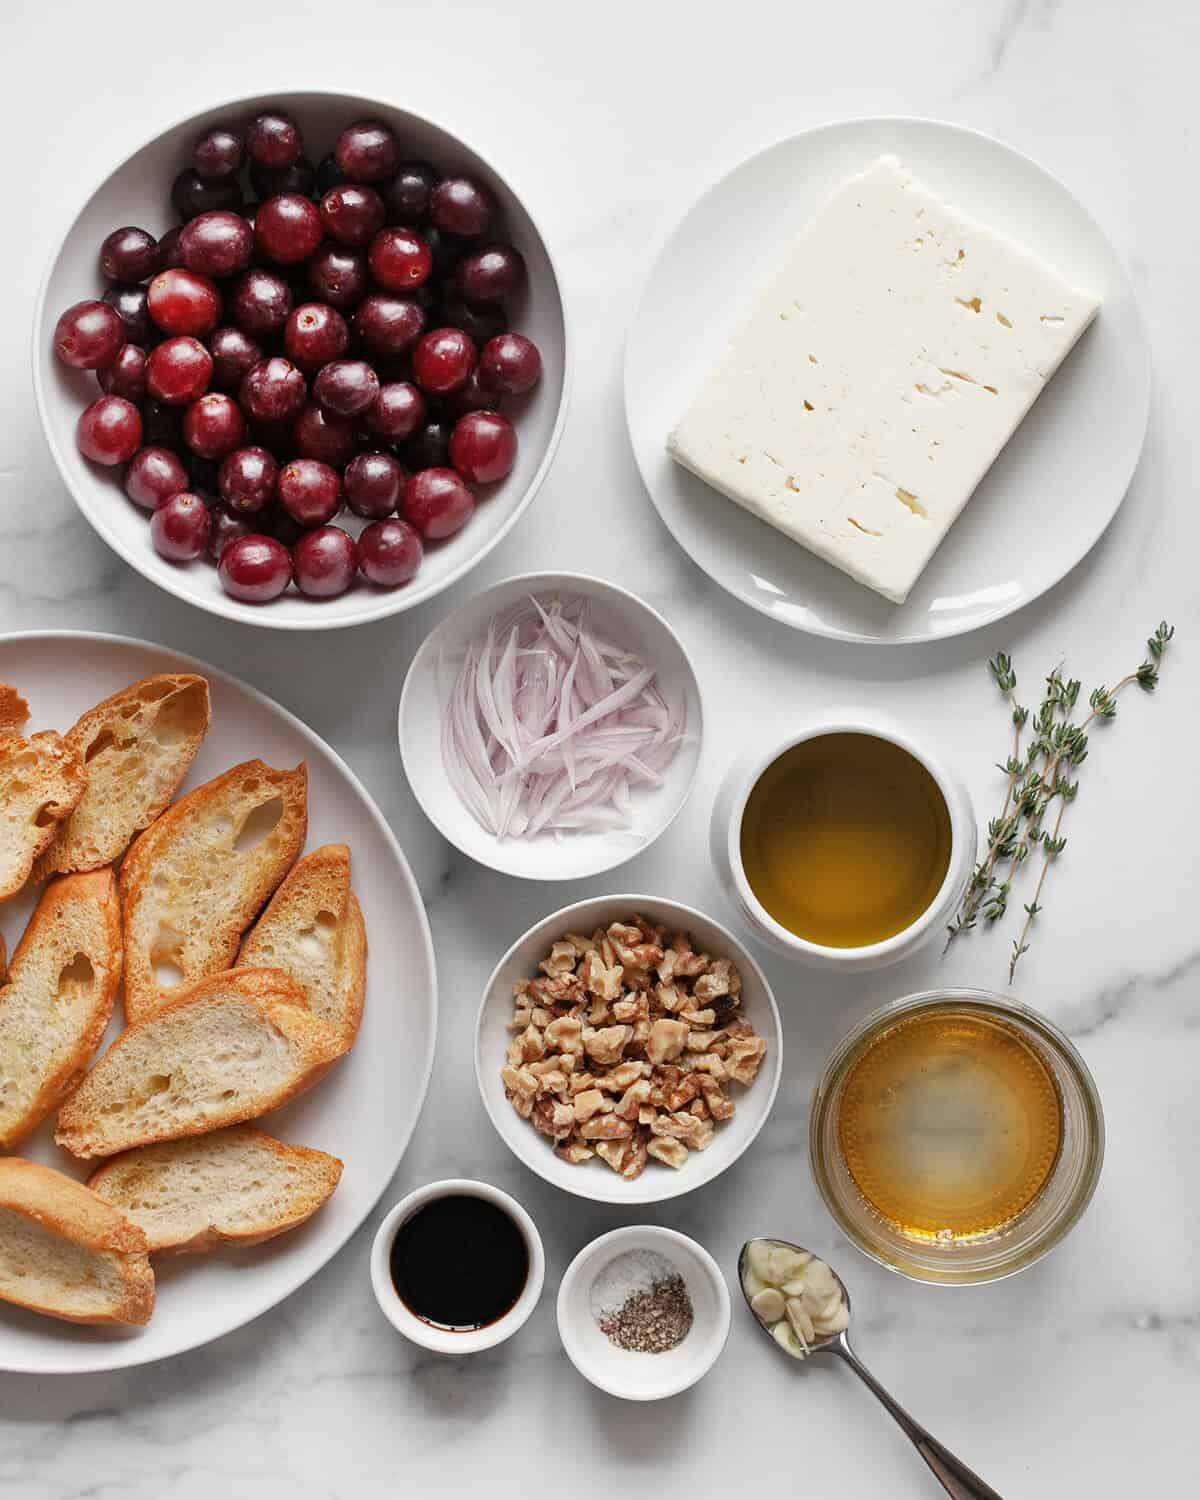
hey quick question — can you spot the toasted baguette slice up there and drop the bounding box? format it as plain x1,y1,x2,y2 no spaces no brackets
0,732,87,901
35,674,211,881
55,966,341,1158
0,869,123,1150
120,759,307,1024
0,684,29,737
239,844,366,1053
0,1157,154,1324
88,1125,343,1254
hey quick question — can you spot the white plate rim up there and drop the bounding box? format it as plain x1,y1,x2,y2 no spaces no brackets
31,86,574,633
397,569,705,880
474,892,783,1205
623,114,1150,646
0,629,438,1375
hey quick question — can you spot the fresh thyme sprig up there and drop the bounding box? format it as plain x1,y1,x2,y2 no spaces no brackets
946,621,1175,982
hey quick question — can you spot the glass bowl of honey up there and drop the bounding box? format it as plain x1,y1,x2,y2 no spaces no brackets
809,989,1103,1284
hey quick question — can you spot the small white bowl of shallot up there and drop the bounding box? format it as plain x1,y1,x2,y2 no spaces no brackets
398,571,703,879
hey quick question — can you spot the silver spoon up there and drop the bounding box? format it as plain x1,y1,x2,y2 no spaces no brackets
739,1239,1003,1500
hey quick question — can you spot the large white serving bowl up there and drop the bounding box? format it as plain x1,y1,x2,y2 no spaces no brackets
0,633,437,1374
33,90,569,631
476,895,782,1205
626,116,1149,645
398,571,703,881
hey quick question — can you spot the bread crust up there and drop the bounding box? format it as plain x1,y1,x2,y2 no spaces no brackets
120,759,307,1024
35,674,211,880
0,868,123,1150
0,1157,154,1324
240,843,367,1053
55,966,341,1159
0,684,29,737
0,731,87,900
88,1125,343,1254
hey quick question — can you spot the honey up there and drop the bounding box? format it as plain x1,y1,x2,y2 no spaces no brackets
739,733,952,948
836,1009,1063,1240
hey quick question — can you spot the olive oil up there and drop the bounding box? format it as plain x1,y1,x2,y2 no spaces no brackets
739,733,952,947
836,1009,1063,1241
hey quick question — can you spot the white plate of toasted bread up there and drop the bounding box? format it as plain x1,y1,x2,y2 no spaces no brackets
0,632,437,1373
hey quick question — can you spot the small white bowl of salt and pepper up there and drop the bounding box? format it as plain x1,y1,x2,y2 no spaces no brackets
557,1225,731,1400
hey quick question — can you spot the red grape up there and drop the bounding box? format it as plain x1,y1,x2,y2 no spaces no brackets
276,458,341,527
180,211,255,279
240,357,307,423
193,127,244,182
357,518,423,586
171,169,243,220
151,492,211,561
231,268,293,338
283,302,349,372
207,326,262,391
97,344,147,402
412,327,476,394
293,525,357,598
219,534,292,602
454,244,525,306
77,396,142,465
103,285,155,347
54,300,124,369
246,111,301,169
207,505,253,562
100,227,159,284
363,381,425,443
146,336,213,405
250,155,316,200
147,269,221,337
402,466,474,538
293,403,357,466
334,120,398,184
319,184,385,247
479,332,541,396
313,359,378,416
255,194,323,265
368,227,432,292
383,162,437,225
344,451,404,518
124,446,188,511
353,294,425,360
430,177,492,239
218,445,278,514
183,392,246,460
307,243,369,312
449,410,517,484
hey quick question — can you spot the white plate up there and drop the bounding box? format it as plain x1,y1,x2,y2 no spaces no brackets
398,572,703,881
0,633,436,1373
625,117,1149,645
33,89,570,632
475,895,781,1204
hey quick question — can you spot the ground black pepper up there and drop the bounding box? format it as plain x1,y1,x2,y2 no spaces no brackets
598,1274,693,1353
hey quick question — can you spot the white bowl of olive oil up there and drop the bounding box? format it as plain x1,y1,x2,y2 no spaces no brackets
709,711,976,970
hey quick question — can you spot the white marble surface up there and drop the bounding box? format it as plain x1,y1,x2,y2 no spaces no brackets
1,1,1197,1493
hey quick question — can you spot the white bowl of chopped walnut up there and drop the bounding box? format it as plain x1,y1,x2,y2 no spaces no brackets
476,896,782,1203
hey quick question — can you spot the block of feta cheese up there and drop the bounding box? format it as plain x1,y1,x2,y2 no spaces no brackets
667,155,1100,604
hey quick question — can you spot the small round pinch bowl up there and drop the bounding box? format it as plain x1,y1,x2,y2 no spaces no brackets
370,1179,545,1353
557,1225,731,1400
400,571,703,881
476,894,782,1205
710,709,976,972
33,90,569,631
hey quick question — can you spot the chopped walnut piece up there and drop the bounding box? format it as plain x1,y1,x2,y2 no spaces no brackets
690,1053,728,1079
646,1017,689,1065
573,1088,606,1124
726,1036,768,1085
598,1060,650,1091
518,1025,545,1062
532,1097,575,1140
580,1114,634,1141
655,981,686,1013
693,958,741,1003
620,1131,649,1180
679,1007,716,1028
607,922,664,975
529,974,584,1007
539,940,579,977
595,1139,630,1173
611,993,649,1023
556,1141,595,1164
686,1029,724,1053
646,1137,689,1169
578,948,624,1000
544,1016,584,1054
584,1024,632,1066
615,1078,653,1120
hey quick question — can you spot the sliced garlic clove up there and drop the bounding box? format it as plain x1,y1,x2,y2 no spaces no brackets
780,1277,808,1298
772,1318,805,1358
812,1301,850,1337
741,1270,767,1299
750,1288,786,1324
786,1297,815,1348
805,1258,836,1297
746,1241,776,1283
814,1290,844,1323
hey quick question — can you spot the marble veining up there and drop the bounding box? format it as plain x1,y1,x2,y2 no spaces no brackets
1,0,1198,1495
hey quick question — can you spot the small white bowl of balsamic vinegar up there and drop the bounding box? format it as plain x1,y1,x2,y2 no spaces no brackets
710,711,976,971
809,988,1104,1285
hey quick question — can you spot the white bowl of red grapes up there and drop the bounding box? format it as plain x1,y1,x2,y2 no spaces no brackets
35,93,567,628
